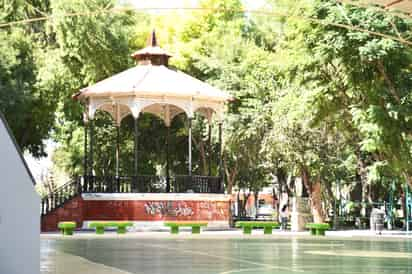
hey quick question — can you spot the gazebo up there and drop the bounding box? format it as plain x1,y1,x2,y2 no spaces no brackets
73,31,232,194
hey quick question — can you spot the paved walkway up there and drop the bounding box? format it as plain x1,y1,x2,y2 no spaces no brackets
42,229,412,239
41,231,412,274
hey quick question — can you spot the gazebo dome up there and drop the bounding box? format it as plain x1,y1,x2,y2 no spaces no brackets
74,30,231,126
131,30,172,66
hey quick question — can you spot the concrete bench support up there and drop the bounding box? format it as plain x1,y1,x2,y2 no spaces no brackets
236,221,280,235
164,222,208,234
89,221,133,234
58,222,76,236
305,223,330,236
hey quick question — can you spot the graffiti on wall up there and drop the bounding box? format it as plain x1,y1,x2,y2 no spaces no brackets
144,201,194,217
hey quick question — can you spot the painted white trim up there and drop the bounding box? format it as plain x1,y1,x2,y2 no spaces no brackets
81,193,231,202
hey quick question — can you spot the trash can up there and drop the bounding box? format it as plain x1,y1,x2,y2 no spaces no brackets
370,208,385,233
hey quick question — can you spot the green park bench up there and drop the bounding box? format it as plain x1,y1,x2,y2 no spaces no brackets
306,223,330,236
235,221,280,235
164,221,208,234
58,222,76,236
89,221,133,234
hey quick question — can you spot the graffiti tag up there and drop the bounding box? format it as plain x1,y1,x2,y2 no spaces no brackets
144,202,193,217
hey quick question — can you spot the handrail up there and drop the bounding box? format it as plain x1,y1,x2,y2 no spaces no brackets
41,179,79,199
41,178,80,215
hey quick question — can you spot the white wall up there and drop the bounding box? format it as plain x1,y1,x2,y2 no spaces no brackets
0,113,40,274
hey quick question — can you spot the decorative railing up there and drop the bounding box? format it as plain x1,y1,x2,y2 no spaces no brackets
41,178,81,215
41,175,223,215
82,175,223,194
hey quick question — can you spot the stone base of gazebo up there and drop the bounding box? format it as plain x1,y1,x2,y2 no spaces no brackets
41,193,231,232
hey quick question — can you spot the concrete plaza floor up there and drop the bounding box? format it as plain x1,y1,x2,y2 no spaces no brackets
41,230,412,274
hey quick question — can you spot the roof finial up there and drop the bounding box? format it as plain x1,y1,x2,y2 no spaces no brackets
149,29,157,47
131,29,172,66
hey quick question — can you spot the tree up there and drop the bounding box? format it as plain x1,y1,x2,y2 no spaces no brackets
261,0,412,220
0,1,57,157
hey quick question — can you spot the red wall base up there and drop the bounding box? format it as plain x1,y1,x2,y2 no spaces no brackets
41,195,230,232
41,196,84,232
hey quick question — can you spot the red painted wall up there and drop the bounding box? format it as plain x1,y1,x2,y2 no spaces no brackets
41,196,230,232
41,196,84,232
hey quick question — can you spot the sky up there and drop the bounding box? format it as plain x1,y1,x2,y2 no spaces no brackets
126,0,266,10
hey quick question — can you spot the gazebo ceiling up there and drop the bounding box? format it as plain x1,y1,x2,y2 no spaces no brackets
74,31,232,126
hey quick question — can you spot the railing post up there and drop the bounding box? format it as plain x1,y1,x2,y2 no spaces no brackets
83,112,88,188
208,123,212,177
188,117,192,176
60,189,64,204
45,198,49,214
115,124,120,180
53,194,57,210
134,117,139,192
77,177,82,195
49,195,52,212
89,118,94,180
218,122,224,193
82,175,86,192
166,126,170,192
62,186,66,203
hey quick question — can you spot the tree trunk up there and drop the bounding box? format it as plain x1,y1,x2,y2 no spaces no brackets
278,168,293,197
403,173,412,190
311,180,324,223
237,192,247,217
361,176,368,217
324,181,336,219
254,191,259,218
355,148,368,217
199,139,208,175
192,136,208,175
236,192,240,217
376,60,401,103
301,166,325,223
224,156,237,195
243,192,251,217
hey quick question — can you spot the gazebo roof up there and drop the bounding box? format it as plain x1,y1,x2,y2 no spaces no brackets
131,46,172,58
75,65,230,102
74,31,231,125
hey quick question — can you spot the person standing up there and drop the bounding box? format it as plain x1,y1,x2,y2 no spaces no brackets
279,204,289,230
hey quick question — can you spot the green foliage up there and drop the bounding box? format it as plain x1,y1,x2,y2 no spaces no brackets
0,4,57,156
300,1,412,179
5,0,412,211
